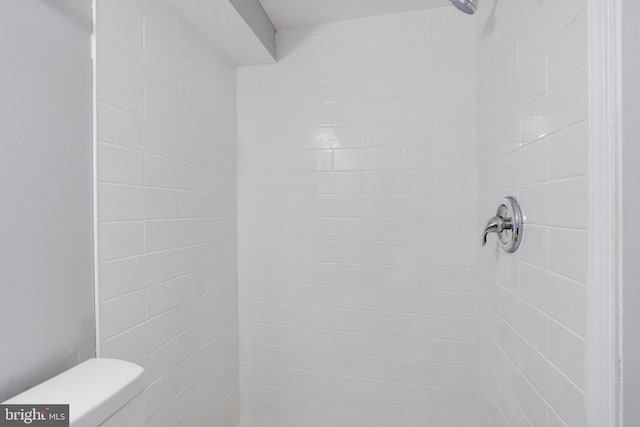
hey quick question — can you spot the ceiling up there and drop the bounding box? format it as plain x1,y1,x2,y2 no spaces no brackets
258,0,451,29
168,0,277,64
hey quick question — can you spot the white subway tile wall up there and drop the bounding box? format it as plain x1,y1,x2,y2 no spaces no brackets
93,1,590,425
96,0,239,425
237,8,479,427
476,1,588,426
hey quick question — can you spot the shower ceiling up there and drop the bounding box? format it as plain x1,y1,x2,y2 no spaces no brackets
258,0,450,28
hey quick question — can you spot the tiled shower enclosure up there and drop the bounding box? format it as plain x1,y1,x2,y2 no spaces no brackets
93,0,590,425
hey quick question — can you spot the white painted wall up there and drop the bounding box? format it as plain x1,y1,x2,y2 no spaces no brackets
475,1,589,426
622,0,640,423
237,8,479,426
229,0,276,59
0,0,94,402
95,0,239,424
258,0,449,28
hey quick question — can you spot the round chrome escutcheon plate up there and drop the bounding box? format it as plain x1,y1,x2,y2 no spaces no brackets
498,196,523,253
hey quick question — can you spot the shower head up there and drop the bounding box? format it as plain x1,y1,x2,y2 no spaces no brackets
450,0,477,15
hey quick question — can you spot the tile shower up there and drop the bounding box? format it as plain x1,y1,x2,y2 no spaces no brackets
93,0,590,426
95,0,239,424
237,8,479,426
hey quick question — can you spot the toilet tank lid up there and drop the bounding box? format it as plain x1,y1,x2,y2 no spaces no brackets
3,358,144,427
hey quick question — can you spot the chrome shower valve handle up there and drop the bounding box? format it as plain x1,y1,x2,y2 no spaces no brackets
481,196,523,253
481,216,504,247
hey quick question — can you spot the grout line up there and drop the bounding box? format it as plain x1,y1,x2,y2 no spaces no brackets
238,319,478,345
487,324,573,426
487,288,588,395
241,401,390,427
240,296,480,313
239,338,478,368
101,240,236,265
